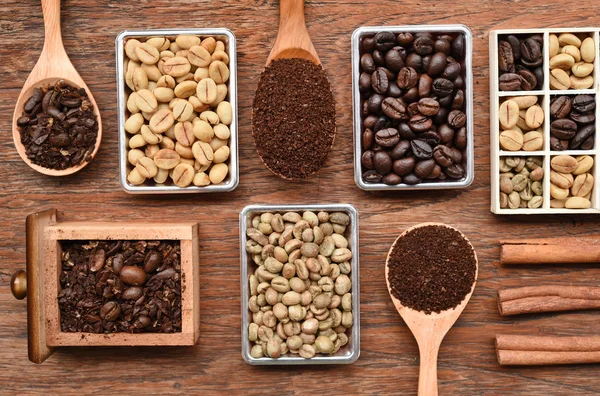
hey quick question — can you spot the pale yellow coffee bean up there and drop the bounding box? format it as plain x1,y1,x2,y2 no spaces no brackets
145,144,160,159
125,39,141,61
171,163,194,187
558,33,581,47
127,168,145,185
516,110,531,132
127,92,140,113
194,67,210,82
580,37,595,62
211,50,229,64
571,173,594,197
153,167,168,184
525,105,544,129
209,163,228,184
213,145,230,164
507,95,538,109
192,141,214,165
153,148,180,169
551,155,578,173
136,156,158,179
154,87,175,103
164,125,176,140
550,68,571,90
160,50,175,59
128,134,146,149
193,171,211,186
172,81,196,99
141,125,163,145
550,183,569,200
193,120,214,142
216,101,233,125
189,95,210,113
141,63,162,82
549,34,559,57
175,142,194,159
550,170,573,189
163,56,191,77
213,123,231,140
160,136,175,150
570,75,594,90
128,149,145,166
157,75,176,89
201,37,217,54
565,196,591,209
209,137,228,151
132,67,148,91
187,45,212,67
135,43,160,65
175,121,195,147
169,98,184,110
149,109,175,133
573,155,594,175
176,73,195,84
141,111,153,121
147,81,157,93
197,78,218,104
173,100,194,122
195,160,209,173
211,84,228,106
550,53,575,70
135,89,158,113
572,61,594,78
215,40,225,52
499,100,519,129
550,199,566,208
522,131,543,151
176,35,201,50
176,49,189,59
157,58,166,75
180,157,195,167
499,130,523,151
201,110,220,125
209,61,230,84
125,113,144,133
146,37,170,51
124,66,135,91
169,42,180,53
561,45,581,62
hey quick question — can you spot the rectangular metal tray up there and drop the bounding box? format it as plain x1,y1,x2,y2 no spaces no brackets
352,25,474,191
240,204,360,365
115,29,239,194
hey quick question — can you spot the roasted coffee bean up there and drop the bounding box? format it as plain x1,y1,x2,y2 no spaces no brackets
371,69,389,94
362,36,376,52
499,73,522,91
418,98,440,116
402,173,422,185
120,265,147,286
581,135,595,150
427,52,447,76
367,94,385,114
421,55,431,73
407,102,420,117
390,140,411,159
533,66,544,89
397,32,414,46
432,78,454,96
405,53,422,70
442,62,461,81
551,119,577,140
375,128,400,147
89,248,106,272
413,36,434,55
434,108,449,126
550,96,572,118
363,170,383,183
448,110,466,128
518,69,537,91
396,123,415,140
418,74,433,97
506,35,521,60
438,124,455,144
521,38,542,63
364,115,377,129
372,50,385,66
451,35,465,59
373,151,392,174
411,139,433,159
359,72,372,92
570,125,595,149
498,41,515,72
360,53,376,73
387,82,403,98
433,145,454,167
573,95,595,113
393,157,415,175
445,163,465,179
375,31,396,51
385,47,406,72
363,128,374,149
373,115,391,132
403,87,420,103
420,130,441,146
570,111,595,125
381,97,407,120
383,173,402,185
550,136,569,151
143,251,162,273
361,150,375,169
397,67,419,89
434,39,451,55
100,301,121,321
408,114,433,133
414,159,436,178
451,89,465,110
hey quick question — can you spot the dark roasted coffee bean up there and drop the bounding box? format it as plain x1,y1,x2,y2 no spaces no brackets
31,87,43,104
445,163,465,179
434,108,449,126
361,150,375,169
533,66,544,89
373,151,392,174
421,55,431,73
451,35,465,59
521,38,541,62
397,67,419,89
425,164,442,179
448,110,466,128
372,50,385,66
418,74,433,97
518,69,537,91
385,47,406,72
361,53,376,73
550,136,568,151
454,127,467,150
411,139,433,159
570,125,595,149
438,124,455,144
89,248,106,272
402,173,422,185
405,53,422,70
388,82,403,98
573,95,595,113
413,36,434,55
112,254,124,274
506,35,521,60
120,265,147,286
409,114,433,133
364,115,377,129
24,97,38,113
442,62,461,81
100,301,121,321
449,147,463,164
550,95,572,118
570,111,595,125
134,315,152,329
550,119,577,140
143,251,162,273
432,78,454,97
362,100,369,116
361,36,376,52
420,130,441,146
359,72,372,92
418,98,440,116
581,135,595,150
398,122,417,140
375,128,400,147
438,94,453,109
378,66,396,81
17,116,29,127
453,75,464,89
498,73,522,91
390,140,411,159
373,115,391,132
407,102,420,117
403,87,420,103
415,32,434,39
48,132,71,147
520,55,543,68
383,173,402,185
367,94,384,114
393,157,416,175
371,69,389,94
433,145,454,167
375,31,396,51
363,128,374,149
414,159,436,178
363,170,382,183
498,41,515,72
122,286,144,301
451,89,465,110
397,32,414,46
427,52,447,76
434,39,451,55
381,97,407,120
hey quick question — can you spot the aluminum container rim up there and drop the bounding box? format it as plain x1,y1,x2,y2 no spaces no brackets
351,25,474,190
240,204,360,365
115,28,239,194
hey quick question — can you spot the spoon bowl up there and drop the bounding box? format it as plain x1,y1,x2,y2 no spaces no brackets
385,222,478,396
12,0,101,176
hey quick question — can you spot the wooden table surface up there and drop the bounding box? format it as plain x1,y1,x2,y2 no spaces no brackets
1,0,599,394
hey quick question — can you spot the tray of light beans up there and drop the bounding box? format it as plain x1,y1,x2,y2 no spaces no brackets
490,28,600,213
240,205,360,365
116,29,238,193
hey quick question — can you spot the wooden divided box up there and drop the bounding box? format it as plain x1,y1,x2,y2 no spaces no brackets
10,209,200,363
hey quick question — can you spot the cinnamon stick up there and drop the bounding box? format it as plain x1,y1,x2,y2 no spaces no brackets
497,286,600,315
496,335,600,365
500,238,600,265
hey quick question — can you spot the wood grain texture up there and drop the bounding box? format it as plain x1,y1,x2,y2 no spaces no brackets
1,0,599,394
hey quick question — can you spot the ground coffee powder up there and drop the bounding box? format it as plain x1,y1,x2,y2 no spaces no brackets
252,58,336,179
387,225,476,314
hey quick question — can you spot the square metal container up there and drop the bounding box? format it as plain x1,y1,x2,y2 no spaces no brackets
240,204,360,365
352,25,474,191
116,29,239,194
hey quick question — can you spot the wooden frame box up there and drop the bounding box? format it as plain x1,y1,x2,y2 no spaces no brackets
16,209,200,363
490,28,600,214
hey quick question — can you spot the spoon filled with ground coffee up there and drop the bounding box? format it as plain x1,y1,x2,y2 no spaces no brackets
252,0,336,180
385,223,478,396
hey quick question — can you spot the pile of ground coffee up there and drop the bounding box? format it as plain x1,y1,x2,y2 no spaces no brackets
252,58,336,179
387,225,476,314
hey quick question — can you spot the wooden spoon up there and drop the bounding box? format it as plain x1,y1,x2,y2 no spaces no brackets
385,223,478,396
12,0,102,176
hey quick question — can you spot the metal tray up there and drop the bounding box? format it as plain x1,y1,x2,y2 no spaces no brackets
351,25,474,191
240,204,360,365
115,29,239,194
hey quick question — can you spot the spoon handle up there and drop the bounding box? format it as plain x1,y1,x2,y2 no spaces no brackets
418,341,440,396
41,0,65,56
279,0,306,33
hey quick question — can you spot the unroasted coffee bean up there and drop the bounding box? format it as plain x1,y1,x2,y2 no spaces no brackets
375,128,400,147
